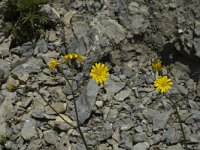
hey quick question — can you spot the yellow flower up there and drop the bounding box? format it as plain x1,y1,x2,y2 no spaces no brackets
62,53,84,62
154,76,173,93
90,63,109,86
152,59,162,72
7,83,14,92
48,59,59,69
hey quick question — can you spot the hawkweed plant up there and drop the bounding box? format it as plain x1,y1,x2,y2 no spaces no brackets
153,62,188,150
40,53,110,149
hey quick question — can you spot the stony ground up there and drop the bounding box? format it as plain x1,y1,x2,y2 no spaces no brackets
0,0,200,150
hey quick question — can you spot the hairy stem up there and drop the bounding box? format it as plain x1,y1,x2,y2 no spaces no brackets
66,78,89,150
37,91,75,128
169,99,188,150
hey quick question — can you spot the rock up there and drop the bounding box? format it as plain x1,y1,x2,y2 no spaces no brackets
45,102,66,115
12,57,45,82
73,79,99,125
42,4,60,23
48,30,58,42
0,122,7,137
132,142,150,150
91,15,126,44
166,144,183,150
21,115,38,141
34,39,48,54
0,99,13,123
72,21,89,39
133,132,148,143
54,114,77,131
121,123,133,131
128,2,149,34
96,100,103,108
62,11,77,26
114,88,131,101
150,134,162,145
56,134,71,150
194,38,200,57
4,141,13,149
176,84,188,95
10,42,33,57
0,36,11,57
104,80,126,97
197,81,200,97
43,130,58,145
112,128,120,143
97,122,113,141
0,59,11,76
194,23,200,37
143,109,159,123
30,107,45,119
153,111,171,131
135,125,143,133
162,127,181,144
185,110,200,124
105,108,118,121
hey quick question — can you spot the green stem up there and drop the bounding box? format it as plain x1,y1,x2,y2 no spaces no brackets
65,78,89,150
169,99,188,150
37,91,76,128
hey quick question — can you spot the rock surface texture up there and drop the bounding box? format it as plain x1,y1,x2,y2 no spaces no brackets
0,0,200,150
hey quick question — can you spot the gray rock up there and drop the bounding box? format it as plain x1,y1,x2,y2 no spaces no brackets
0,122,6,137
197,81,200,97
105,108,118,121
132,142,150,150
62,11,77,26
30,107,45,119
12,57,45,82
43,130,58,145
143,109,159,123
97,122,113,141
105,80,126,96
48,30,58,42
0,36,11,57
56,134,71,150
54,114,77,131
72,21,89,39
194,23,200,37
112,128,120,143
92,15,126,44
133,132,148,143
114,88,131,101
150,134,162,145
11,42,33,57
42,4,60,23
4,141,13,149
194,38,200,57
162,127,181,144
166,144,183,150
176,84,188,95
45,102,66,115
35,39,48,54
153,111,171,130
185,110,200,124
135,125,143,133
0,59,11,75
0,98,13,123
128,2,149,34
67,37,87,54
74,79,99,125
21,115,38,141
